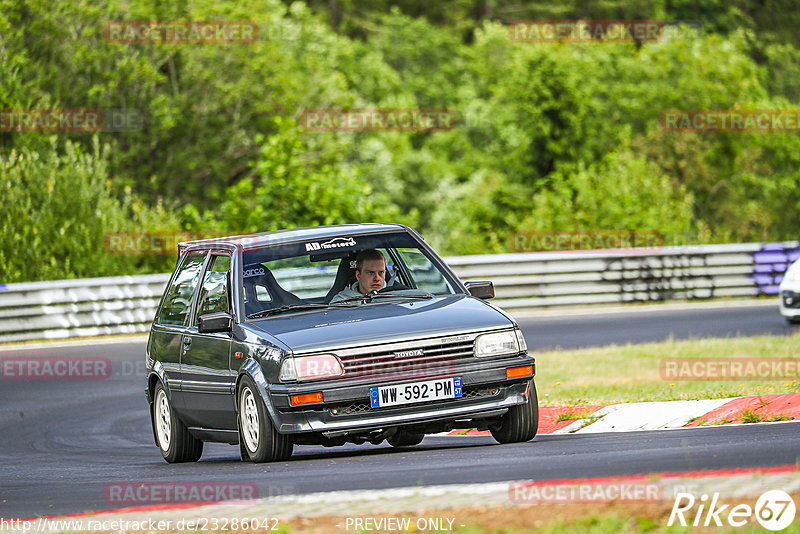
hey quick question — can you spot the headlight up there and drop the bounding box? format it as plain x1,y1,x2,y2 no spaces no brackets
475,331,519,357
279,354,344,381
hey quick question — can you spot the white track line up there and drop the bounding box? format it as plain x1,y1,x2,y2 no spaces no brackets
554,398,738,434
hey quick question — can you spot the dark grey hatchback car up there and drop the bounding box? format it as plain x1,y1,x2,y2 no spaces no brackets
146,224,537,463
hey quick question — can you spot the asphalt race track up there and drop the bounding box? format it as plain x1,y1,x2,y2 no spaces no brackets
518,301,793,350
1,302,798,519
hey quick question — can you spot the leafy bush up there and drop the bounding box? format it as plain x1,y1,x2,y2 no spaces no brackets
3,1,800,281
183,118,414,234
0,139,180,283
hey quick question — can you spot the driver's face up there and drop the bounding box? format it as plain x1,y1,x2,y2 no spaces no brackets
356,259,386,294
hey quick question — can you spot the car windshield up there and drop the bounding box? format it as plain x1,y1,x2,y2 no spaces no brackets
242,231,458,319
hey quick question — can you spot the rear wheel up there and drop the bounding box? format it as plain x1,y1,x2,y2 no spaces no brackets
238,376,293,463
152,383,203,463
490,380,539,444
387,429,425,447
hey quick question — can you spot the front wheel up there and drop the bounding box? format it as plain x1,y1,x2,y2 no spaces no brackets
238,376,293,463
152,383,203,463
490,381,539,444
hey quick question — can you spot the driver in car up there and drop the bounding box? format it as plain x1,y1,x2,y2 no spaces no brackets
331,249,386,302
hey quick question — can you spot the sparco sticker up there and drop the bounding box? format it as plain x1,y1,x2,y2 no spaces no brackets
243,267,265,278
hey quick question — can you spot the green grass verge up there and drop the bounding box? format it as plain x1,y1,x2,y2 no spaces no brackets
555,411,599,422
739,408,793,423
461,518,778,533
462,518,781,533
535,333,800,406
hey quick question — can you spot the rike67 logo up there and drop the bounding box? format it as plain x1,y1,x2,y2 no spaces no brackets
668,490,796,530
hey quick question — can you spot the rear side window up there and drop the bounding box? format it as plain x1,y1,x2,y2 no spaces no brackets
159,253,206,326
195,255,231,324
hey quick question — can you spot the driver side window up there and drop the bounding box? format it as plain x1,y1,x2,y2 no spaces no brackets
159,253,206,326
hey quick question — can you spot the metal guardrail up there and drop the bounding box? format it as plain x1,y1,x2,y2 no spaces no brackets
0,274,170,343
1,242,797,343
451,242,800,310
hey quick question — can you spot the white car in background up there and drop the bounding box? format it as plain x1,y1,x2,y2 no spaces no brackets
779,259,800,324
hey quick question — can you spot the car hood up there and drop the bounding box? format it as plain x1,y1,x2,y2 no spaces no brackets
248,295,514,353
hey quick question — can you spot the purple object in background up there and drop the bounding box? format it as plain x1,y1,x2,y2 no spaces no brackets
751,244,800,295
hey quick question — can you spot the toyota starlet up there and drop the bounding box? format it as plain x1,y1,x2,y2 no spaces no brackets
145,224,537,463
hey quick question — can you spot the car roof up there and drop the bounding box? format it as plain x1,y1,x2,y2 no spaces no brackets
179,223,409,252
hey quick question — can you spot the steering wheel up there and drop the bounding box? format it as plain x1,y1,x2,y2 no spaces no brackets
379,283,410,292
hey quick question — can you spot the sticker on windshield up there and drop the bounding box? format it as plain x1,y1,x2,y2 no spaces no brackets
305,237,356,252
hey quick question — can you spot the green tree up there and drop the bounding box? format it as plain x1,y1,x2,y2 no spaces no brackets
0,139,180,282
185,118,413,233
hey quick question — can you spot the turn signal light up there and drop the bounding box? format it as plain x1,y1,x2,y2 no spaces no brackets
506,365,533,379
290,392,324,406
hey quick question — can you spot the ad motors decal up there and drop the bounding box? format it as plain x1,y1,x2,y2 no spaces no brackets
305,237,356,252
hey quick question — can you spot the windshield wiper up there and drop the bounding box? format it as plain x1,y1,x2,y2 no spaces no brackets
247,302,357,320
332,291,434,305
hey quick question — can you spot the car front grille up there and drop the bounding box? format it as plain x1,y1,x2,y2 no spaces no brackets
334,334,478,379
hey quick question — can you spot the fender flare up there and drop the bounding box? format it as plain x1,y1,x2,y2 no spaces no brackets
146,361,173,447
235,358,284,430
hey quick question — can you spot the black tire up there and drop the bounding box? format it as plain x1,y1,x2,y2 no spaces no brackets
237,376,293,463
490,380,539,444
152,382,203,463
238,432,249,462
786,317,800,325
387,429,425,447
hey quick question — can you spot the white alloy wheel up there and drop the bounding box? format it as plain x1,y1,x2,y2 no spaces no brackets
154,387,172,451
240,386,260,453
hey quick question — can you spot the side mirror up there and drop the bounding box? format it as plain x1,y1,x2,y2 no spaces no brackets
464,281,495,300
198,312,232,333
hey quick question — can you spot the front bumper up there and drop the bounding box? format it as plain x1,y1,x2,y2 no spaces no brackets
780,290,800,317
266,354,535,434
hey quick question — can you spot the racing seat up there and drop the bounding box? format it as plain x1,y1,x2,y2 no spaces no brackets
323,252,406,302
324,253,358,302
243,263,302,317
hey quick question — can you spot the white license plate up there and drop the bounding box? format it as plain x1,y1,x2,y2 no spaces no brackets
370,377,462,408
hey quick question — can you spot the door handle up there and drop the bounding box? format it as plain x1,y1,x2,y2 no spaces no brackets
183,336,192,350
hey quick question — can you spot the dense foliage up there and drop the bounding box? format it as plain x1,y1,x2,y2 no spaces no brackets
1,0,798,281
